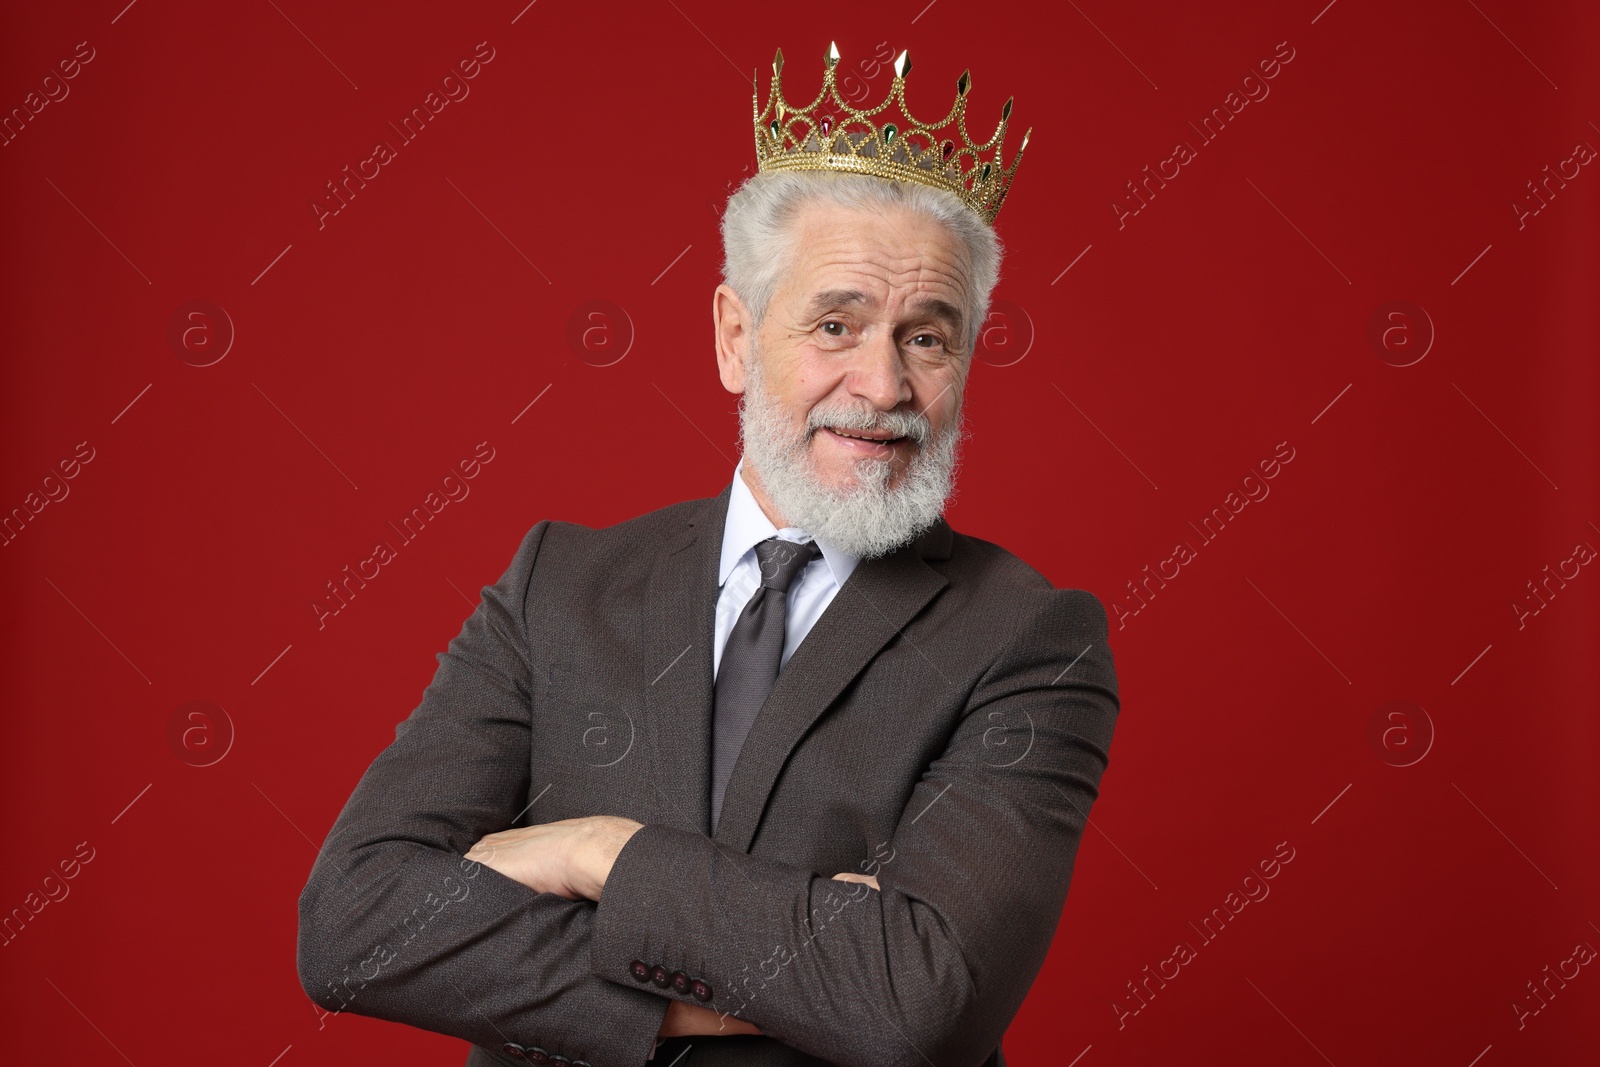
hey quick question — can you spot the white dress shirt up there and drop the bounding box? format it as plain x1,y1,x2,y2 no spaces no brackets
713,459,861,681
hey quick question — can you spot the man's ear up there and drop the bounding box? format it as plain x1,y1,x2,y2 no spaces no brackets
713,284,750,395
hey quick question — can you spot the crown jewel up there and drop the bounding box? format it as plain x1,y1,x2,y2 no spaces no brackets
752,41,1031,226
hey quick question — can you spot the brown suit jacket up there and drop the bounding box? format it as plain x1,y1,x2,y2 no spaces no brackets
296,483,1120,1067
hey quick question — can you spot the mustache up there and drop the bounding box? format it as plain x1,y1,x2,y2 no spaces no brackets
804,401,934,446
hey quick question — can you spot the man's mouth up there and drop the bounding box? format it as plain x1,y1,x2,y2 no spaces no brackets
827,427,903,442
819,425,908,460
821,426,908,451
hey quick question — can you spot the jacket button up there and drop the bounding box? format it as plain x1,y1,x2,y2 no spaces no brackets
500,1042,526,1057
691,979,713,1001
670,970,690,994
573,1062,593,1067
548,1056,570,1065
628,959,650,982
524,1049,550,1064
650,965,671,988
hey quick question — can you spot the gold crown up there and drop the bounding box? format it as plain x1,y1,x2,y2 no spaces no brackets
752,41,1031,226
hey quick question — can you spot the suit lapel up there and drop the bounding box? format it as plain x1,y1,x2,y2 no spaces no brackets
638,486,729,836
638,486,957,849
712,519,954,853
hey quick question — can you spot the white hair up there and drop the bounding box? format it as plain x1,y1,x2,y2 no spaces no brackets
719,170,1003,355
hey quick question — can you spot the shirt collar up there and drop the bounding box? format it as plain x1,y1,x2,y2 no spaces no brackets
719,458,860,589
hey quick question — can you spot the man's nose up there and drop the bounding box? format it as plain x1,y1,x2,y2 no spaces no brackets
848,327,913,412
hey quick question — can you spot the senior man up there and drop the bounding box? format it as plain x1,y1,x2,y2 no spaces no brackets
298,43,1120,1067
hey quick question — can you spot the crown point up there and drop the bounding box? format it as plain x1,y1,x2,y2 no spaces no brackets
826,41,841,68
1020,127,1031,153
1002,96,1014,120
773,47,784,75
956,69,971,96
894,50,911,78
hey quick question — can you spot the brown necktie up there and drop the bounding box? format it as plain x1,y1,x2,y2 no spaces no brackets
710,537,821,831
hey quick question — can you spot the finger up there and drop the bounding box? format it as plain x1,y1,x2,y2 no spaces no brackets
829,872,879,889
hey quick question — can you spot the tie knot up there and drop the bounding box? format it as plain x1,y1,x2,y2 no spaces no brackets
754,537,820,592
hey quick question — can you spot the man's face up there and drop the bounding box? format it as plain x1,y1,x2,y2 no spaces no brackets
715,195,977,558
742,198,974,493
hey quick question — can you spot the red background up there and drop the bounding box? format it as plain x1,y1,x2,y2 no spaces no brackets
2,1,1596,1064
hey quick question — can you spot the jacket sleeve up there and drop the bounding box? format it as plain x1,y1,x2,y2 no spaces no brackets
588,586,1120,1067
296,521,670,1067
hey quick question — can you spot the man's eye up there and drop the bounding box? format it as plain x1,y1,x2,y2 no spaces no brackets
821,321,846,336
909,333,943,348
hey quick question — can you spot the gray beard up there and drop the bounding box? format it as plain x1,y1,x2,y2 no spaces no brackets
736,342,965,560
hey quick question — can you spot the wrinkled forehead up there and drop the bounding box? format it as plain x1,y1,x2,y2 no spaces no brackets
779,202,974,316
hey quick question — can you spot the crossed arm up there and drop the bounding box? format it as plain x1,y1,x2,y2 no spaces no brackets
297,522,1119,1067
296,523,882,1062
461,815,877,1041
298,523,678,1065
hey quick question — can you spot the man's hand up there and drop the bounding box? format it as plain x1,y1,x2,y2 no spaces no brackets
466,816,642,901
830,872,879,892
659,1000,763,1038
